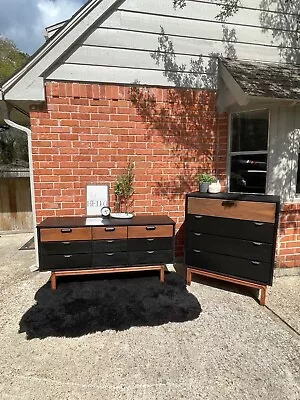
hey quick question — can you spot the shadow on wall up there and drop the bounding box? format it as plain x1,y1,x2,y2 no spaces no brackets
19,272,201,340
259,0,300,64
127,23,234,199
130,85,219,199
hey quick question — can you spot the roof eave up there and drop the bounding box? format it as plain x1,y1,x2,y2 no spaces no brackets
1,0,102,95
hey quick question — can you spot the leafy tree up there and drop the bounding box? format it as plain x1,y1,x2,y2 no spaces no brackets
0,37,28,83
0,38,29,168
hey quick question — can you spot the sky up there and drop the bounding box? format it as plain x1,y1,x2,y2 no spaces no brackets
0,0,86,55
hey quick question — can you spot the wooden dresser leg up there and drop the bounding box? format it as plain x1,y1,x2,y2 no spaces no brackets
50,272,57,290
186,268,191,286
260,286,267,306
160,266,165,284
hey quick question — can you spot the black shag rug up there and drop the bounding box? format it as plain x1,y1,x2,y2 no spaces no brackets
19,237,35,250
19,272,201,339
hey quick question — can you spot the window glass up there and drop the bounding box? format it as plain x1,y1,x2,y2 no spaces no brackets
231,110,269,152
230,154,267,194
229,109,269,194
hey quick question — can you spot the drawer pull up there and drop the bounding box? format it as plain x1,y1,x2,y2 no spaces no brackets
147,238,155,242
64,255,72,258
106,253,114,256
146,226,156,231
251,261,260,265
105,227,115,232
147,251,155,254
62,241,71,245
222,200,236,207
252,242,262,246
194,233,202,237
193,249,201,253
254,222,264,226
106,240,114,243
195,215,203,219
61,228,72,233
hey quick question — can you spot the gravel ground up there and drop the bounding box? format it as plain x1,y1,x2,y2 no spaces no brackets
0,233,299,400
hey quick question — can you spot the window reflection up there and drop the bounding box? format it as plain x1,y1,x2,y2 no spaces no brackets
229,109,269,194
231,110,268,152
230,154,267,194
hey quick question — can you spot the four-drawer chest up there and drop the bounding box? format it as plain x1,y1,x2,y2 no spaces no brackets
184,192,280,305
37,215,175,289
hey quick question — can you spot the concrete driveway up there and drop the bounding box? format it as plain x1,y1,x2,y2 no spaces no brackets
0,233,299,400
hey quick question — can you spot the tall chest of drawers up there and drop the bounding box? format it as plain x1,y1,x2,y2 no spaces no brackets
38,215,175,289
185,193,280,305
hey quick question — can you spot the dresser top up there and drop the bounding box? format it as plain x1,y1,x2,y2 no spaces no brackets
38,215,176,228
187,192,280,204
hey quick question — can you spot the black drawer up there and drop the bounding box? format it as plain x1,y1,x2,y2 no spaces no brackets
39,253,92,271
127,237,173,252
92,239,127,253
93,252,127,267
40,240,91,255
128,250,173,266
186,214,275,243
186,231,273,263
185,249,272,285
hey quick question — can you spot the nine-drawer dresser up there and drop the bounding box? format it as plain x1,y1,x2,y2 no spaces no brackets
37,215,175,289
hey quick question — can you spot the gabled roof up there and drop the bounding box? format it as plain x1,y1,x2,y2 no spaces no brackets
1,0,124,102
218,58,300,111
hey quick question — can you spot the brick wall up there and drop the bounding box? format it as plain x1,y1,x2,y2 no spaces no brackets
278,203,300,268
30,82,228,256
30,81,299,266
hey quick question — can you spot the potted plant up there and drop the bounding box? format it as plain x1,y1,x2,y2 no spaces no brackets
113,161,134,217
195,173,217,193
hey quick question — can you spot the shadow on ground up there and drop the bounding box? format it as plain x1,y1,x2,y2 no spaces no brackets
19,271,201,340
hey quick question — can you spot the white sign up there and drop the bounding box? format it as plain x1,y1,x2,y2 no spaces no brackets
86,184,109,216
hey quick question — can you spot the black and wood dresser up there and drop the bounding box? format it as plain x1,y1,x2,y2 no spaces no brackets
37,215,175,289
185,192,280,305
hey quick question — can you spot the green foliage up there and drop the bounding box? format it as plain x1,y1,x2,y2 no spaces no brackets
114,161,134,213
0,37,28,83
0,126,28,167
195,173,216,184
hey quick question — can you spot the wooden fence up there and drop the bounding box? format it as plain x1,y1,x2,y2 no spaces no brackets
0,177,32,231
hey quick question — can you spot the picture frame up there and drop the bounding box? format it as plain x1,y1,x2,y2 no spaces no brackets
86,184,109,216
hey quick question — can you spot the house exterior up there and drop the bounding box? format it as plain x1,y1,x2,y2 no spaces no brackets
0,0,299,268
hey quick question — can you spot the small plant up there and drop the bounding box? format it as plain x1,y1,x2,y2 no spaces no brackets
114,161,134,213
195,173,217,184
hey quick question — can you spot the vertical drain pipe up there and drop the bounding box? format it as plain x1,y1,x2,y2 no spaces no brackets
3,103,39,271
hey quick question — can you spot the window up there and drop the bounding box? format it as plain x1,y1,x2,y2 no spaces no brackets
229,109,269,194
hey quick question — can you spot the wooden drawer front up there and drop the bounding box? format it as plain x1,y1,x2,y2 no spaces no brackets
40,227,91,242
92,239,127,253
186,214,275,243
128,237,173,252
39,253,92,271
93,252,127,267
128,250,173,266
185,250,272,285
40,241,91,255
128,225,173,239
92,226,127,240
187,197,276,223
186,232,273,263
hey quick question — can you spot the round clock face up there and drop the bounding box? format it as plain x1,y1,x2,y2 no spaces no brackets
101,206,111,217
